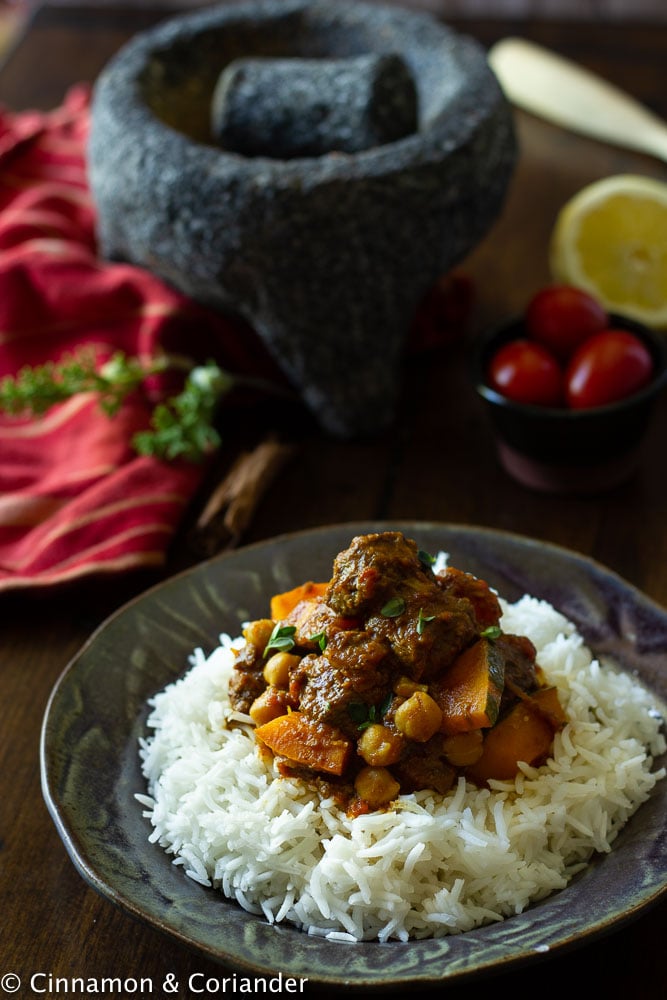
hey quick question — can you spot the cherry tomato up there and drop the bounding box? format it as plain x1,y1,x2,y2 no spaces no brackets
487,339,564,407
525,286,608,360
565,329,654,409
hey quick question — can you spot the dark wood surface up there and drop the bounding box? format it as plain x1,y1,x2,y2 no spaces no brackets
2,4,667,997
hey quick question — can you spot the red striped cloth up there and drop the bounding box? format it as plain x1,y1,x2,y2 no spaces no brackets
0,87,472,595
0,85,271,594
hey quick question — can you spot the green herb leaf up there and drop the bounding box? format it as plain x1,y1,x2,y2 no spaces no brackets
417,608,436,635
358,704,377,731
347,703,368,725
309,631,328,653
480,625,502,640
132,361,233,462
0,349,155,418
381,596,406,618
0,349,234,464
263,624,297,656
348,694,393,731
418,549,436,568
378,692,393,717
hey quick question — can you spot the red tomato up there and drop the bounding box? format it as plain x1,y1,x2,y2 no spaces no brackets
487,339,563,407
525,286,608,360
565,329,654,409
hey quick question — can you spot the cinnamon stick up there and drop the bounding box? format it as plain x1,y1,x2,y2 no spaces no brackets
192,436,296,555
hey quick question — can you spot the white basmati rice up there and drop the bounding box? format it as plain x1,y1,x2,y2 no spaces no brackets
137,587,665,942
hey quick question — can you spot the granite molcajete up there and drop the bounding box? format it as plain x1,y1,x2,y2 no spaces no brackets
88,0,517,437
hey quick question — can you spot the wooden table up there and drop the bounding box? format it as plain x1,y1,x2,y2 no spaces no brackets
2,3,666,997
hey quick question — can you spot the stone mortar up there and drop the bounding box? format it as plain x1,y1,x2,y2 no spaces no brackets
88,0,517,438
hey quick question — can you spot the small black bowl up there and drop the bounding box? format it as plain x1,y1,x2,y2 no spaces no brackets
471,314,667,494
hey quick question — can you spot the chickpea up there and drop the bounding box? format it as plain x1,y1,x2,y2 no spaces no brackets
354,766,400,809
263,651,300,688
243,618,275,652
249,687,288,726
393,676,428,698
442,730,484,767
357,723,404,767
394,691,443,742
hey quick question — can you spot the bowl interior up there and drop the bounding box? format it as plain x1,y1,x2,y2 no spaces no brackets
138,2,478,146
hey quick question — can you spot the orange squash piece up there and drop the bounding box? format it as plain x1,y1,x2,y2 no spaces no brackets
530,685,568,728
254,712,352,776
270,581,329,621
465,687,565,783
432,638,505,735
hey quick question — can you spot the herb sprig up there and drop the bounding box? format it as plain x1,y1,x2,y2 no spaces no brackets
348,693,393,731
381,596,406,618
309,631,328,653
418,549,436,569
134,362,233,462
263,624,297,656
417,608,436,634
0,349,153,417
0,349,234,463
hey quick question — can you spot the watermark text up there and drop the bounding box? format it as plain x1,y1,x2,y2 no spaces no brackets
1,971,309,996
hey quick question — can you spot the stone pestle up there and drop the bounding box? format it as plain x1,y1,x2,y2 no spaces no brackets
211,52,418,159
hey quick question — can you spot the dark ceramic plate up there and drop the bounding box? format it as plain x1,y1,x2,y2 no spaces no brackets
41,522,667,989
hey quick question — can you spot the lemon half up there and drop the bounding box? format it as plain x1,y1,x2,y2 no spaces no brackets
550,174,667,329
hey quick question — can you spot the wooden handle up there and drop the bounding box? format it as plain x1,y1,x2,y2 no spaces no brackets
488,37,667,163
